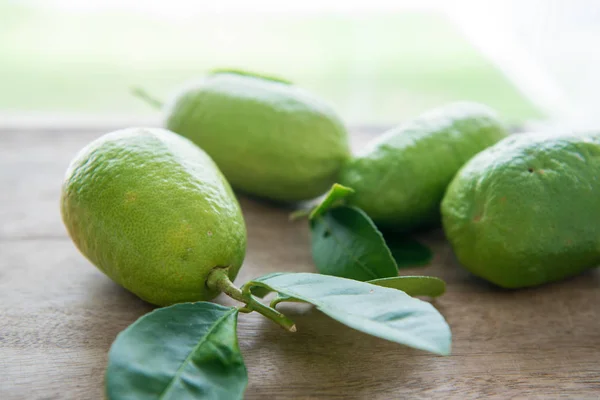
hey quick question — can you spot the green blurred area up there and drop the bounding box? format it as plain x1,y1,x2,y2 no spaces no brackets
0,2,543,124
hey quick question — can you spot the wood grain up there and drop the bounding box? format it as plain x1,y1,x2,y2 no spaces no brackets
1,127,599,399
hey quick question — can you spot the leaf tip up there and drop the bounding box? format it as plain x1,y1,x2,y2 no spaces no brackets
332,183,355,193
439,344,452,356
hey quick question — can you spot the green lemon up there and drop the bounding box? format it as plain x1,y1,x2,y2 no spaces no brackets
61,127,246,306
338,102,508,232
163,69,351,202
442,133,600,288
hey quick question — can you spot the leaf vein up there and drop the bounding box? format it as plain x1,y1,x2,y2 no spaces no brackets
157,307,237,399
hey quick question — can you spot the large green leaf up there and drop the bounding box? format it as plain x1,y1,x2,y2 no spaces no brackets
368,276,446,297
310,206,398,281
383,233,433,268
244,273,451,355
106,302,247,400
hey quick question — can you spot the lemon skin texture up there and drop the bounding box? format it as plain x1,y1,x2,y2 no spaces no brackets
61,127,247,306
338,102,508,232
442,133,600,288
164,71,351,203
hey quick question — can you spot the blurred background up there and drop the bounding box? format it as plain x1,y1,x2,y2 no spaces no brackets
1,0,597,128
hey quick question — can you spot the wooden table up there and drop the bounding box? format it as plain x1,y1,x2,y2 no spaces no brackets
1,122,599,399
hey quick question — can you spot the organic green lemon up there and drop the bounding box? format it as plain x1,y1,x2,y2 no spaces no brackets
338,102,508,232
442,132,600,288
163,69,351,202
61,127,246,306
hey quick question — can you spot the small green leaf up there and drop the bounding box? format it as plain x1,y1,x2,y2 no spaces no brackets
309,183,355,220
106,302,247,400
289,184,354,221
369,276,446,297
246,273,451,355
383,233,433,268
288,208,312,221
310,206,398,281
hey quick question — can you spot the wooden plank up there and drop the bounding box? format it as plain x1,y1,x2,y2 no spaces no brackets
1,127,599,399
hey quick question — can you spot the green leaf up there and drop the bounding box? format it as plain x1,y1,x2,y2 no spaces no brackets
245,273,451,355
309,183,355,220
289,184,354,221
106,302,247,400
383,233,433,268
368,276,446,297
288,208,312,221
310,206,398,281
